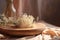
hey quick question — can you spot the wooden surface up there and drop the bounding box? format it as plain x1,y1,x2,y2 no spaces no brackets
0,22,59,40
0,22,46,36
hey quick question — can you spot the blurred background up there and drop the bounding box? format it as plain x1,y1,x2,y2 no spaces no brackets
0,0,60,26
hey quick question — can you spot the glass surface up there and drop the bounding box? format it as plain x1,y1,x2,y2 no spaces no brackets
13,0,42,21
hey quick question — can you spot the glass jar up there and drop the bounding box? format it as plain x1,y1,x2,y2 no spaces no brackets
4,0,16,17
13,0,41,21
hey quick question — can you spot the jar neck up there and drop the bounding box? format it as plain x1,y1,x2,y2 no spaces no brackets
4,0,16,17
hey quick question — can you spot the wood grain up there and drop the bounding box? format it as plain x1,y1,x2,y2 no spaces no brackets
0,22,46,36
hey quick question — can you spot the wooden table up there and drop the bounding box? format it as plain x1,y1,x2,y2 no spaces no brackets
0,21,59,40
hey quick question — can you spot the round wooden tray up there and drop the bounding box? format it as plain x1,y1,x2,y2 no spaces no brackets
0,23,46,36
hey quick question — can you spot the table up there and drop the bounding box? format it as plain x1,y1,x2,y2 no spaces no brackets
0,22,59,40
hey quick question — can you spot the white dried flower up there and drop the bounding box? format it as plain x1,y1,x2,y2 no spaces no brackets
17,14,35,28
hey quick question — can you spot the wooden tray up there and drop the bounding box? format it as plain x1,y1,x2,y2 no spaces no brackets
0,23,46,36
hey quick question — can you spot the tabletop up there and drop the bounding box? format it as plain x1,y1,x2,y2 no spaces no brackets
0,21,59,40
